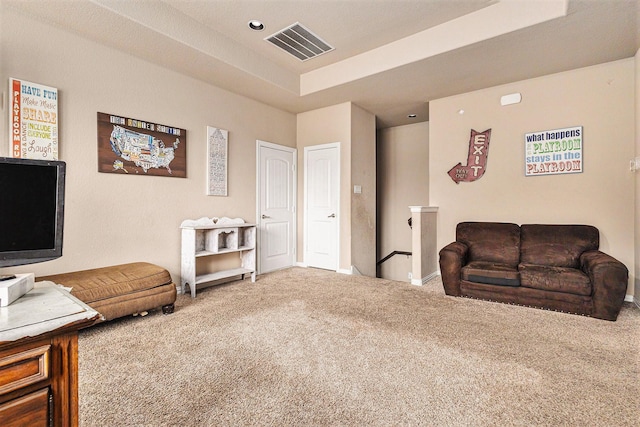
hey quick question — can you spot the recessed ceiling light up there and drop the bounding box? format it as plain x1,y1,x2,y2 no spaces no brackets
248,20,264,31
408,114,417,118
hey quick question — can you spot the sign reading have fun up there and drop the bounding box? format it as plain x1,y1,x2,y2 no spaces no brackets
10,78,58,160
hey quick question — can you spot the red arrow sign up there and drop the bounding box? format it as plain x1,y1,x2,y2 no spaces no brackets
447,129,492,184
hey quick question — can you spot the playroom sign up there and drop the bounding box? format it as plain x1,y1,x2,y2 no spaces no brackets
9,78,59,160
525,126,582,176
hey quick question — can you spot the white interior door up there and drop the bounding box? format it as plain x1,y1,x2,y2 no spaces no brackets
304,143,340,271
257,141,296,274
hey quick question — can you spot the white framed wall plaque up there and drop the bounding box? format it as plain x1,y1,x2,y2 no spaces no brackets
207,126,228,196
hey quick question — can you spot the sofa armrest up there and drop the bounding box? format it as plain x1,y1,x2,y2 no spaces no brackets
580,250,628,321
439,242,468,296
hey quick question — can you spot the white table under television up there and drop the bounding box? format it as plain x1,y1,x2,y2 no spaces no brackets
180,222,256,298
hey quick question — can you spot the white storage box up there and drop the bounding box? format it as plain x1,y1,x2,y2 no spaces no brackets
0,273,35,306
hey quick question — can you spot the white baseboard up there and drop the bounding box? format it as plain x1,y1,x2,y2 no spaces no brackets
295,263,353,276
411,271,439,286
624,294,633,303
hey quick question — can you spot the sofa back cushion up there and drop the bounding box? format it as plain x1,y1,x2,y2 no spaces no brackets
456,222,521,267
520,224,599,268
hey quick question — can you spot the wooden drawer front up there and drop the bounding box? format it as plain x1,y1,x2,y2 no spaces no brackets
0,387,49,427
0,345,50,395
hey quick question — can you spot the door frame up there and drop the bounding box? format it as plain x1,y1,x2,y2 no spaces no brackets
303,142,340,271
256,140,297,274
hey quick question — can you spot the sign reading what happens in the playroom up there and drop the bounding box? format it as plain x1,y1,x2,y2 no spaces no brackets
525,126,582,176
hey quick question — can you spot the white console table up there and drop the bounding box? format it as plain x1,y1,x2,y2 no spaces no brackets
180,223,256,298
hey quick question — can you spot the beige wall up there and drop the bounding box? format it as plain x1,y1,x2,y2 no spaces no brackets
2,5,636,296
377,122,429,281
350,104,377,276
0,6,296,282
430,59,636,296
296,103,352,270
296,102,376,274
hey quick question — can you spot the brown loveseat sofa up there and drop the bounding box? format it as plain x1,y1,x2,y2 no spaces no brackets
439,222,628,321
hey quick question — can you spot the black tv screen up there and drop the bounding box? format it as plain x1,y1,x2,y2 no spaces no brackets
0,157,66,267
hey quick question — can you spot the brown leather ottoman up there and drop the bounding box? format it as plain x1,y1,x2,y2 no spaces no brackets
38,262,176,322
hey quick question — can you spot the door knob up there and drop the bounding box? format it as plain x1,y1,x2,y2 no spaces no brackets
328,213,336,218
261,214,271,219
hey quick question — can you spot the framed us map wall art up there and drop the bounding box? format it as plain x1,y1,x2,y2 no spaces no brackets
206,126,228,196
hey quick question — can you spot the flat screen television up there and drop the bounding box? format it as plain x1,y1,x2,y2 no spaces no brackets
0,157,66,268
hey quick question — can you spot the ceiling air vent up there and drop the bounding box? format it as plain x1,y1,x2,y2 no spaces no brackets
266,22,334,61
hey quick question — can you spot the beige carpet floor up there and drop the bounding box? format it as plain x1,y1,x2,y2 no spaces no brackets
78,267,640,426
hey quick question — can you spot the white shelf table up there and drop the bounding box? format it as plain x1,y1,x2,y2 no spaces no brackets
180,223,256,298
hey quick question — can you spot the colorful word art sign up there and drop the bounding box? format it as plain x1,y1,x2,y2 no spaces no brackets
447,129,492,184
10,78,59,160
97,112,186,177
525,126,582,176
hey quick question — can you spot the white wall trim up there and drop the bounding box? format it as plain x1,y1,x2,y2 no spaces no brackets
411,271,439,286
409,206,439,213
295,263,351,275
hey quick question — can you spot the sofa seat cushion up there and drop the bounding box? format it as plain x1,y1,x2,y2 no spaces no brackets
519,263,591,296
40,262,173,304
462,261,520,287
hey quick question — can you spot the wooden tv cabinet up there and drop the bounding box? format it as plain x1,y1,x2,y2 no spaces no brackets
0,282,100,426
